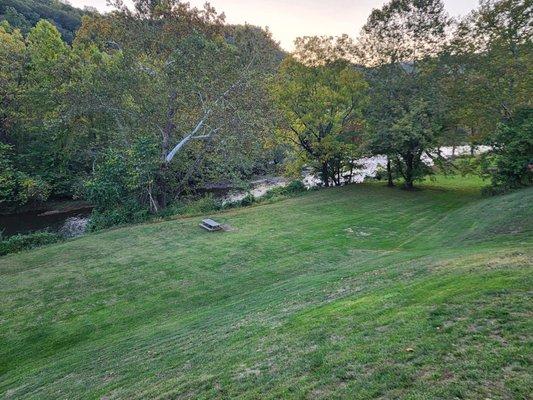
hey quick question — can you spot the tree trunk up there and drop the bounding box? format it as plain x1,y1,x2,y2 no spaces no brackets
162,91,178,160
348,162,354,183
404,152,414,190
156,165,168,209
321,161,330,187
386,157,394,187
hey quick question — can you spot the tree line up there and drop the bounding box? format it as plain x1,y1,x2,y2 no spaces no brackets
0,0,531,227
273,0,531,190
0,0,92,43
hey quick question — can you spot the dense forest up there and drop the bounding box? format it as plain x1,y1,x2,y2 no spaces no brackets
0,0,92,42
0,0,531,230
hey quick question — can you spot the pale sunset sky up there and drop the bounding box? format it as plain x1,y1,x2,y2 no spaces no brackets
68,0,479,50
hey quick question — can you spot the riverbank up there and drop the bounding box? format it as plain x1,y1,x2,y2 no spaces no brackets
0,146,490,237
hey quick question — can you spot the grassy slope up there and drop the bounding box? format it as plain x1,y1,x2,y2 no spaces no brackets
1,178,532,399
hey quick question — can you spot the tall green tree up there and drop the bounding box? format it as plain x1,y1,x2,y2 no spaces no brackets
271,37,368,187
0,20,75,207
444,0,532,142
0,22,25,144
356,0,451,189
486,107,533,190
18,20,72,194
74,0,281,211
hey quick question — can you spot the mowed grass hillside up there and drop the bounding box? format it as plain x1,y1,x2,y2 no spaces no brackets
1,178,532,399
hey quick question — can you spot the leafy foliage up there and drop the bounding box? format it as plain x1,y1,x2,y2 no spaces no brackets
84,136,160,213
443,0,532,144
0,231,61,256
71,0,282,215
485,107,533,190
357,0,451,189
442,0,532,191
262,180,307,201
0,143,51,207
0,1,283,219
271,37,368,186
0,0,91,42
0,0,531,221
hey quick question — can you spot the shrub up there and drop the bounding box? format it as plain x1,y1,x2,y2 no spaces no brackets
485,107,533,192
0,143,51,207
0,231,62,256
263,180,307,200
454,155,483,177
87,182,308,233
87,205,150,232
84,137,160,214
284,180,307,194
16,174,51,204
165,194,223,216
239,193,256,206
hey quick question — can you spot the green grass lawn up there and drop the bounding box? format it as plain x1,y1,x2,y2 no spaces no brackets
1,177,532,399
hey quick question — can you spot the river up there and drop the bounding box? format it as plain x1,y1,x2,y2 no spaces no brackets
0,205,93,238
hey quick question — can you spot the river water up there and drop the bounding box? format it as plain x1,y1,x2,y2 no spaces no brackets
0,207,93,238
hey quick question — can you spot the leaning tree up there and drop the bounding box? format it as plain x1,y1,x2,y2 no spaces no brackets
73,0,282,211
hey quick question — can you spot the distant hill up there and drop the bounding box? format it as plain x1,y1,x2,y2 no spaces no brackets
0,0,95,42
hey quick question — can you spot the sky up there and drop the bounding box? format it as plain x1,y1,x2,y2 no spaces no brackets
68,0,479,50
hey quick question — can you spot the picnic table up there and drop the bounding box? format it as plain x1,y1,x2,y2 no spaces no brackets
199,218,222,231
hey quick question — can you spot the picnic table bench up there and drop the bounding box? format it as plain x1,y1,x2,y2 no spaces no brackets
200,218,222,231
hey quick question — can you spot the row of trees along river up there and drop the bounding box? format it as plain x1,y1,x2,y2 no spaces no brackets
0,0,531,236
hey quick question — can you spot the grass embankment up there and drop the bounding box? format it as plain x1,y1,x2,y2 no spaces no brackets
1,177,532,399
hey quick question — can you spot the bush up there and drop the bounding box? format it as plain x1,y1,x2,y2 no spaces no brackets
454,155,483,177
16,174,51,204
182,194,222,214
486,107,533,191
84,137,160,214
87,205,150,232
481,184,514,197
284,180,307,194
87,182,308,233
0,143,51,207
263,180,307,200
163,194,223,217
239,193,256,206
0,231,62,256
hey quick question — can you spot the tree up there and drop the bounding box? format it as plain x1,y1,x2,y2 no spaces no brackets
271,37,368,187
356,0,451,189
444,0,532,142
485,107,532,190
74,0,282,211
0,20,78,205
17,20,73,194
0,22,25,144
84,136,160,227
0,0,92,42
1,6,31,33
0,143,51,208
